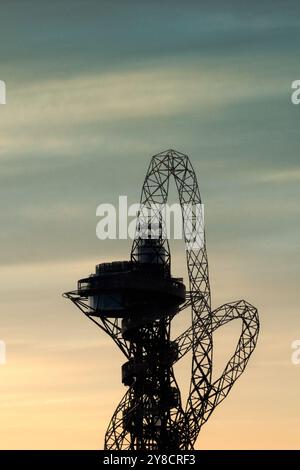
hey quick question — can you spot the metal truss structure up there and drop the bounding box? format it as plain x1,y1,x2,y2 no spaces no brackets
64,149,259,450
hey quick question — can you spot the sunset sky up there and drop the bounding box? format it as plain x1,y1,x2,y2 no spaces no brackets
0,0,300,449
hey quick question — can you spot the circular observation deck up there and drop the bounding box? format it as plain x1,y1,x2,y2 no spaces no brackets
76,260,186,318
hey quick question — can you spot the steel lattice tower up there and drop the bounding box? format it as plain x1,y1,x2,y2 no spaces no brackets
64,149,259,450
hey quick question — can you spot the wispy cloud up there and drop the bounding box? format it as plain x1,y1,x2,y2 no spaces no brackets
257,169,300,183
0,62,287,158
